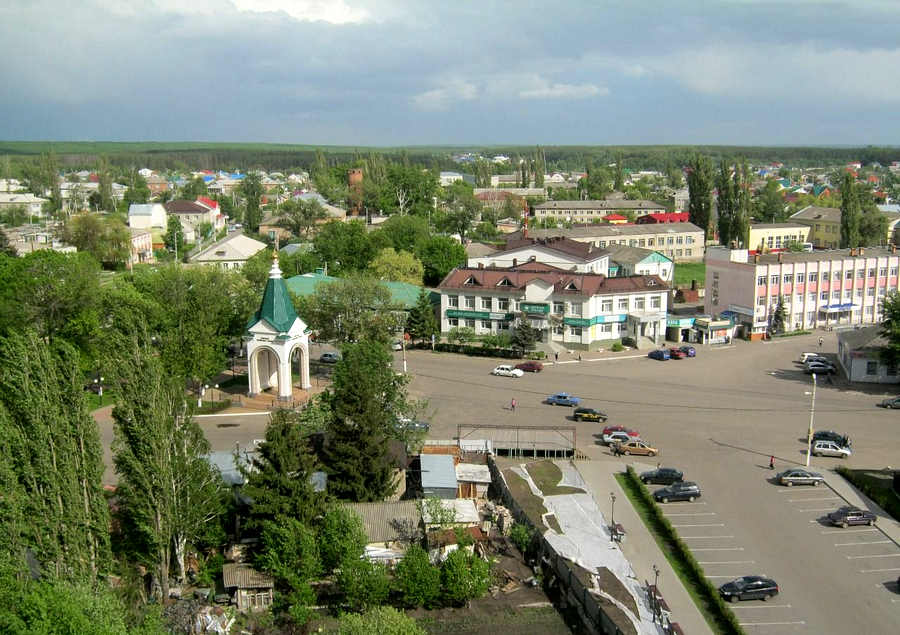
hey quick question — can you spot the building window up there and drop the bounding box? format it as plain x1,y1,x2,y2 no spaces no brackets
553,301,564,314
639,239,646,247
601,324,612,333
676,236,684,244
569,326,582,337
822,272,830,281
602,299,613,312
821,291,828,300
808,292,815,302
499,321,510,330
796,273,805,283
866,306,874,315
808,272,818,282
647,238,654,246
783,274,792,283
481,297,491,310
866,361,878,375
807,311,815,322
498,298,509,311
570,302,583,316
846,270,853,280
685,249,692,256
856,288,863,297
635,298,645,310
868,287,875,296
481,320,492,329
667,237,674,245
464,296,475,309
832,290,840,299
888,364,898,376
769,275,778,284
892,267,899,276
651,296,661,309
465,319,475,328
758,276,767,286
674,249,682,257
448,318,459,327
448,295,458,308
618,298,628,310
757,296,766,306
880,267,888,276
553,324,564,335
868,268,876,277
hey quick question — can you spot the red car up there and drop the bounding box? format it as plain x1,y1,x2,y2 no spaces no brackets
515,361,544,372
669,348,687,359
601,424,639,439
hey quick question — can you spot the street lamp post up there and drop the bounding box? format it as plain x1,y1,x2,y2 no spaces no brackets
94,375,104,405
805,373,817,467
652,564,661,622
199,383,209,408
609,492,616,540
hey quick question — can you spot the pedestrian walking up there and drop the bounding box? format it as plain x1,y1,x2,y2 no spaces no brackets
554,351,559,363
578,353,582,362
818,336,824,348
769,455,775,470
510,398,516,412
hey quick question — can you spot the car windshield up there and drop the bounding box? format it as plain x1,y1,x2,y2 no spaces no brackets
731,578,747,589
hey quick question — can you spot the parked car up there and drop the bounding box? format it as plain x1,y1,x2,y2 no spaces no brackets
679,345,696,357
640,467,684,485
777,468,825,487
669,348,687,359
799,353,829,364
828,506,877,527
601,424,638,438
648,349,670,361
319,351,341,363
614,439,658,456
391,341,403,351
718,576,779,603
812,440,851,458
653,481,701,503
397,417,430,432
492,364,524,378
573,407,607,422
515,361,544,373
805,362,836,375
603,430,638,445
878,396,900,409
546,393,580,406
812,430,851,447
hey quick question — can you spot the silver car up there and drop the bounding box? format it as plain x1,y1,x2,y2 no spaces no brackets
812,440,851,458
777,468,825,487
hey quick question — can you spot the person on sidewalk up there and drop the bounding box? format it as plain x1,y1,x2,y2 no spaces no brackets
510,397,516,412
554,351,559,363
769,455,775,470
818,336,824,348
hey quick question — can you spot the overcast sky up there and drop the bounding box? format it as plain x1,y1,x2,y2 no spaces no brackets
1,1,898,146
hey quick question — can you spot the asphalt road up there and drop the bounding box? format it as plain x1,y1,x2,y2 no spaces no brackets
400,333,900,634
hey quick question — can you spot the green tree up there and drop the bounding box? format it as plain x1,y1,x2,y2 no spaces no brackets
770,296,787,335
0,203,28,226
317,506,367,573
240,409,324,528
406,288,438,344
859,208,888,247
179,176,208,199
511,321,540,353
448,326,476,345
0,228,16,257
323,340,408,501
687,154,714,240
111,334,224,598
754,179,786,222
370,214,430,253
337,606,426,635
368,247,424,285
840,172,861,248
440,181,482,241
240,172,264,232
440,550,491,607
394,545,441,608
163,214,185,255
338,557,391,612
123,171,150,206
313,219,375,273
613,152,625,191
297,274,400,344
416,235,466,286
715,159,735,246
879,291,900,370
276,198,327,239
733,160,751,248
256,516,320,627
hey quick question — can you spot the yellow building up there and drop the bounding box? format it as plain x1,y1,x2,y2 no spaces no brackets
747,223,811,252
789,206,840,249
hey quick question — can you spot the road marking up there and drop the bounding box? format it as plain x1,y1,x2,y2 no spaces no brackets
798,507,838,512
556,360,580,364
586,354,647,362
698,560,755,565
787,496,839,502
672,523,725,528
682,535,735,539
691,547,745,552
731,604,792,610
821,528,879,534
846,553,900,560
835,540,892,547
739,621,806,627
665,512,717,517
859,567,900,573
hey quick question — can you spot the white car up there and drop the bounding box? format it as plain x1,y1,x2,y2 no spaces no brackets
492,364,524,378
603,430,635,445
812,440,852,458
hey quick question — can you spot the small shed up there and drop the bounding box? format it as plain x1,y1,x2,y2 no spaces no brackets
344,500,422,563
222,563,274,612
838,326,900,383
422,498,480,531
420,454,458,499
456,462,492,499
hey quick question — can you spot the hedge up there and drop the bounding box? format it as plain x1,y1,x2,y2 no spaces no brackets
836,466,900,522
623,466,745,635
430,343,546,360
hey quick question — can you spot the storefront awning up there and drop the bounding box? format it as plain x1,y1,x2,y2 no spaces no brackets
821,303,857,313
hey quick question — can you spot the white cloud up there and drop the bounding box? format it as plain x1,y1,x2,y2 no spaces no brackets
519,81,606,100
412,79,478,110
413,73,607,109
231,0,371,24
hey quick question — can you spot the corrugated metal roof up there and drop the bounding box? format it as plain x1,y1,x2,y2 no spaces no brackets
222,563,274,589
343,500,421,544
455,463,491,483
420,454,457,490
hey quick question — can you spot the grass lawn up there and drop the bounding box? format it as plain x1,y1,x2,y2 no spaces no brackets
837,467,900,521
673,262,706,286
524,460,584,496
616,473,739,634
502,469,549,528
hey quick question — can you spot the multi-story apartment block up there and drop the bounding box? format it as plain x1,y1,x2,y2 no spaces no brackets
790,205,900,248
705,246,900,340
746,223,811,252
533,199,665,223
439,261,668,350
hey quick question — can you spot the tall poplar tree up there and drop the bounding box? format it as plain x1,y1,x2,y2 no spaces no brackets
687,154,714,241
715,159,735,246
614,152,625,192
840,172,861,248
0,332,110,580
733,160,752,249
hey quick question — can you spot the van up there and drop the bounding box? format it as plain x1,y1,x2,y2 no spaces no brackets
801,243,814,252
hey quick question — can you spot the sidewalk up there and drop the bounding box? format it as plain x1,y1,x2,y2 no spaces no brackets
574,457,714,635
822,468,900,547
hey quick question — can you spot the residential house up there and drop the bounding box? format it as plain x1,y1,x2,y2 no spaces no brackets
439,171,464,186
196,196,226,231
420,454,457,499
421,499,480,532
127,203,167,230
128,228,154,266
222,563,274,612
636,212,690,225
456,462,491,499
165,199,218,231
0,192,48,217
604,244,674,283
504,222,705,262
705,246,900,340
603,214,629,224
747,223,812,253
439,262,669,350
467,236,609,274
673,188,690,212
190,233,267,270
464,241,498,260
790,205,899,248
837,326,900,384
145,174,169,197
533,199,665,223
344,500,422,563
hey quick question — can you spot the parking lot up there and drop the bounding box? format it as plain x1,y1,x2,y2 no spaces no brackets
402,332,900,634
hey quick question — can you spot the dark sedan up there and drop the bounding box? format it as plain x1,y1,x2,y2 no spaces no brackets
653,481,700,503
679,345,696,357
515,361,544,373
648,349,670,361
573,407,608,422
640,467,684,485
878,396,900,409
669,348,687,359
813,430,851,447
718,576,779,603
828,506,877,528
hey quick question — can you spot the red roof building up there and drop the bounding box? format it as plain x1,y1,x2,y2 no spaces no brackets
636,212,690,225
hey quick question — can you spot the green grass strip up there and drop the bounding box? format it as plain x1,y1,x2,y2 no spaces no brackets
616,468,745,635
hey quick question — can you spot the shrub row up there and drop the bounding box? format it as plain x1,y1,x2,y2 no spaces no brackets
623,466,745,635
430,343,546,360
771,330,812,338
836,466,900,522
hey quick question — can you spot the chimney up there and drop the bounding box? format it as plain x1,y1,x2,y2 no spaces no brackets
512,258,517,267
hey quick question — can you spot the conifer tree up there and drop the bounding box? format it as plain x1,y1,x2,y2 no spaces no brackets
687,154,714,241
406,288,438,344
840,172,861,248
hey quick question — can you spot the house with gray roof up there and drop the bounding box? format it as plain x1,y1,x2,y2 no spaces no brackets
191,233,267,270
837,326,899,384
344,500,422,562
533,198,665,223
420,454,458,499
127,203,167,230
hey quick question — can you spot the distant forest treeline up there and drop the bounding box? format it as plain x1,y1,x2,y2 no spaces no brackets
1,141,899,174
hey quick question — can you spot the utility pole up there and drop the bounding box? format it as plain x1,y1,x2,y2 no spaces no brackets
805,373,817,467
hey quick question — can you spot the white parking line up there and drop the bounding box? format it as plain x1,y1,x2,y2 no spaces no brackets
692,547,745,552
835,540,892,547
706,574,747,578
740,621,806,627
665,512,717,517
859,567,900,573
672,523,725,528
586,354,646,362
787,496,839,502
698,560,755,565
821,528,879,534
682,535,735,539
798,507,839,512
846,553,900,560
731,604,793,610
